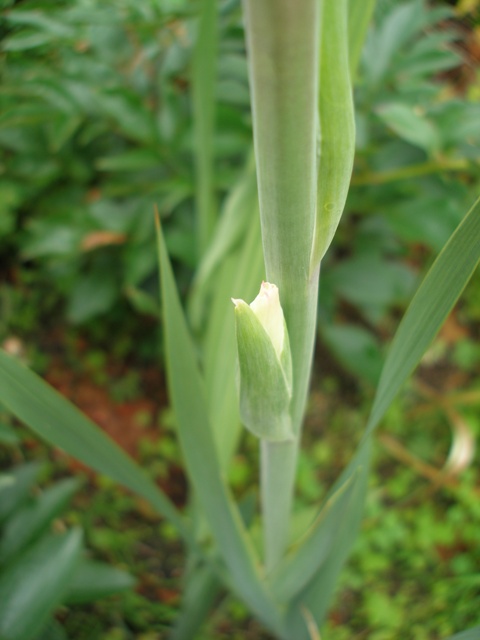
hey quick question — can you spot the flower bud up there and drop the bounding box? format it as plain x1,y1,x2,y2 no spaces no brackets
232,282,293,441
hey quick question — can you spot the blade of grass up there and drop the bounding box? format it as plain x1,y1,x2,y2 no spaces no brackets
281,195,480,634
283,439,372,636
267,468,360,603
366,195,480,436
444,626,480,640
0,350,191,543
64,560,135,604
0,477,81,563
204,209,264,466
0,529,83,640
156,215,282,633
0,461,41,525
188,156,257,331
179,167,264,638
170,562,221,640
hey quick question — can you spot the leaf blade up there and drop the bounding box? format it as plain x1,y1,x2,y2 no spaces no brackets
0,477,80,564
0,350,190,542
444,626,480,640
192,0,218,256
156,217,281,632
0,529,83,640
268,465,361,603
64,560,135,604
367,196,480,435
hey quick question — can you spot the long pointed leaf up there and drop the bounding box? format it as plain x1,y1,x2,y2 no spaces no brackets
189,159,258,330
283,439,371,637
204,213,264,465
170,563,221,640
268,468,360,603
64,560,135,604
366,196,480,436
281,196,480,636
192,0,217,257
444,626,480,640
156,217,281,633
0,529,83,640
0,462,41,525
0,350,190,542
0,477,80,563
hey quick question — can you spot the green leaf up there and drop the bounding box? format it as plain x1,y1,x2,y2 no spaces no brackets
0,529,83,640
268,467,360,603
327,255,417,324
156,217,281,633
189,160,257,329
313,0,355,266
170,564,221,640
188,160,263,468
33,618,68,640
364,1,425,84
0,350,190,543
243,0,317,287
95,93,156,145
96,149,161,172
376,102,440,153
67,271,119,323
0,474,14,491
192,0,218,256
0,422,21,445
0,462,42,526
64,560,135,604
22,225,81,259
5,11,74,38
321,324,383,385
234,297,293,442
283,439,371,636
203,212,264,466
367,195,480,435
348,0,377,82
124,286,160,318
0,477,81,564
444,626,480,640
2,32,54,51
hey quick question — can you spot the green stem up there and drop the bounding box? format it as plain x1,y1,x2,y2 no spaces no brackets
261,267,320,572
261,440,296,573
243,0,319,568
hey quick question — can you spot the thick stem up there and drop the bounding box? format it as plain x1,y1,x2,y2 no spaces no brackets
243,0,319,568
261,267,320,572
261,439,297,573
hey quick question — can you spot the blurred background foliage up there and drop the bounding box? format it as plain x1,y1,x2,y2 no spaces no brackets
1,0,480,638
0,0,479,370
0,0,251,336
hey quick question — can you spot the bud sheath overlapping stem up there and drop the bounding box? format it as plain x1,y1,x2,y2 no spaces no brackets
233,283,293,442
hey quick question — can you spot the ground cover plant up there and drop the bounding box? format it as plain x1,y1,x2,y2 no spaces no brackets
1,0,480,639
0,457,134,640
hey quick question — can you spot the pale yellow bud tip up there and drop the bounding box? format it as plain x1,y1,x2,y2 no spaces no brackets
249,282,285,359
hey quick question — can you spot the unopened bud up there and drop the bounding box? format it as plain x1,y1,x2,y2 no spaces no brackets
232,282,293,441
